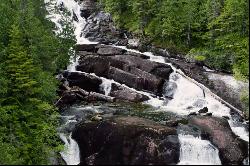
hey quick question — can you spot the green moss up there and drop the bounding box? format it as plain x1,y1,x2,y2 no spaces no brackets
194,55,206,61
240,89,249,120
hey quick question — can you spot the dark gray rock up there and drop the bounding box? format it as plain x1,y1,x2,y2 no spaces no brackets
198,107,209,114
110,83,149,102
205,112,213,116
189,116,248,165
75,44,98,52
97,45,127,56
63,71,102,93
72,116,179,165
108,67,164,95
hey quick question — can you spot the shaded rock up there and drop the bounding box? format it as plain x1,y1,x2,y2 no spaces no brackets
189,116,248,165
80,0,97,19
76,55,125,77
56,91,79,108
75,44,98,52
110,83,149,102
205,112,213,116
77,51,98,57
188,112,197,116
198,107,209,114
125,51,150,59
76,56,110,77
111,55,173,79
82,11,123,44
165,118,188,127
108,67,164,95
150,67,173,80
97,45,127,56
72,116,179,165
116,39,128,46
63,71,102,93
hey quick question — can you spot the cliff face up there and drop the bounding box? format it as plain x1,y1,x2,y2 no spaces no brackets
78,0,97,18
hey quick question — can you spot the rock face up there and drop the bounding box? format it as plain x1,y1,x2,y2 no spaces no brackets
110,83,149,102
63,71,103,93
58,71,150,104
82,11,127,45
79,0,97,19
76,44,173,96
72,116,180,165
189,116,248,165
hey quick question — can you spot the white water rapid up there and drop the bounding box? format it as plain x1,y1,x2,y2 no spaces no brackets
59,133,80,165
45,0,249,165
45,0,97,165
178,134,221,165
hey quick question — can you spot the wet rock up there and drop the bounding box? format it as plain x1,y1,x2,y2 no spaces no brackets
116,39,128,46
82,11,123,44
63,71,102,93
150,67,173,80
72,116,179,165
198,107,209,114
205,112,213,116
165,118,188,127
188,112,197,116
189,116,248,165
80,0,97,19
56,91,79,108
110,83,149,102
97,45,127,56
76,56,111,77
111,55,173,79
75,44,98,52
108,67,164,95
125,51,150,59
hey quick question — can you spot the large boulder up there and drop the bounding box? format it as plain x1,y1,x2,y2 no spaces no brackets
76,55,125,77
97,45,127,56
72,116,179,165
108,67,164,95
75,44,98,52
80,0,97,19
188,116,248,165
110,83,149,102
63,71,102,93
82,11,124,44
111,55,173,79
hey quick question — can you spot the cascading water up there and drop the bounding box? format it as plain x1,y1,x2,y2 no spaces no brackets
45,0,249,165
114,46,249,165
100,79,112,96
178,134,221,165
45,0,97,165
59,133,80,165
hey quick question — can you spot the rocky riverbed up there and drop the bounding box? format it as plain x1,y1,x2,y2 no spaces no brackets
46,0,249,165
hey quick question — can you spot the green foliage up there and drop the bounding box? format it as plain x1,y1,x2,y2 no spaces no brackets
240,89,249,119
0,0,75,164
101,0,249,80
194,55,206,62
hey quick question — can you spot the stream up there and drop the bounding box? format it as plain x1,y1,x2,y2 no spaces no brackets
45,0,249,165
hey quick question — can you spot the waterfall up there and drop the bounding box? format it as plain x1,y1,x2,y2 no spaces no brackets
44,0,249,165
100,78,112,96
59,133,80,165
114,45,249,165
45,0,97,165
178,134,221,165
